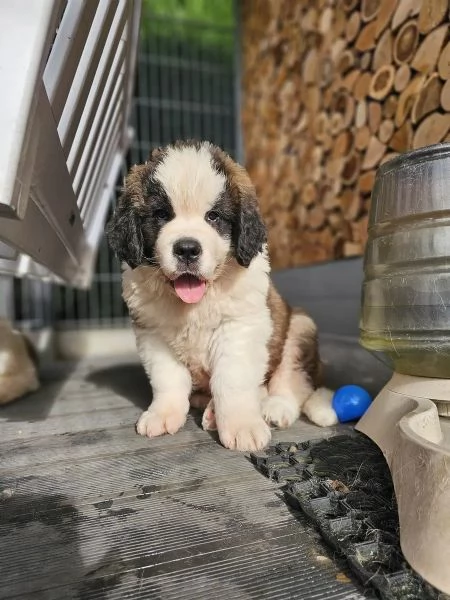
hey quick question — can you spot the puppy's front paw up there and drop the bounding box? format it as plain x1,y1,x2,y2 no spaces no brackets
136,404,187,438
261,395,299,429
218,415,271,451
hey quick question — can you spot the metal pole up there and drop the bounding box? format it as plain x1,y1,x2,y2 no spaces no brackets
233,0,244,164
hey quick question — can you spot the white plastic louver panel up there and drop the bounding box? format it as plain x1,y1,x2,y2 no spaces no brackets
0,0,141,288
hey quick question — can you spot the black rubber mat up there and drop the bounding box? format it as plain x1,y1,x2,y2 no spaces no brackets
251,433,448,600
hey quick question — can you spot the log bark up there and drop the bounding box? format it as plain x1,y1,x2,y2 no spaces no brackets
438,42,450,80
392,0,421,31
362,0,381,23
369,65,395,100
368,102,382,133
359,170,376,194
355,21,378,52
394,64,411,92
417,0,448,34
379,119,395,143
411,74,442,124
395,74,426,127
413,113,450,149
375,0,396,38
354,71,373,100
373,28,393,70
362,136,386,170
394,20,419,64
342,152,362,185
355,126,371,150
355,100,368,128
441,79,450,112
390,121,413,152
346,11,361,43
411,25,448,74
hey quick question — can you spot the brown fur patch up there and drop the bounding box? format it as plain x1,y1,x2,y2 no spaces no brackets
124,148,168,209
189,364,210,393
293,308,322,388
210,146,258,207
265,284,291,382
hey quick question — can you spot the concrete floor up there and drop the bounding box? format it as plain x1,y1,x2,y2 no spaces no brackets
0,336,389,599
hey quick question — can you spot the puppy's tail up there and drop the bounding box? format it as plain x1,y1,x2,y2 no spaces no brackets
302,387,338,427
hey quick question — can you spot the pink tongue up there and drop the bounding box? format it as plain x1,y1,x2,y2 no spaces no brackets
173,275,206,304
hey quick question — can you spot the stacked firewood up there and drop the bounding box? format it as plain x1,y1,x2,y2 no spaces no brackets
241,0,450,268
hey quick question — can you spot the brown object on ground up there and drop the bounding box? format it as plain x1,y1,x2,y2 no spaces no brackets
0,319,40,406
241,0,450,268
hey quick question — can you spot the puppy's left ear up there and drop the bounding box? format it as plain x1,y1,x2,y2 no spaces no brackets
234,189,267,268
106,194,143,269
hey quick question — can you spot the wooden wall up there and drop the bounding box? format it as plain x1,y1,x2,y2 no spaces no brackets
241,0,450,269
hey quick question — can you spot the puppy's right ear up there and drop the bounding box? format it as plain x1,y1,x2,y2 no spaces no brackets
106,194,143,269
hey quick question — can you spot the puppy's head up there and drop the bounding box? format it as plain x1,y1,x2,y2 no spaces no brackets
106,141,266,304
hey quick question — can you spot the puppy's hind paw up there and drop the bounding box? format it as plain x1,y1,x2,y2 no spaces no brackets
201,401,217,431
302,388,338,427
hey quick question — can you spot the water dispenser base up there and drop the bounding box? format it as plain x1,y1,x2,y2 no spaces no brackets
356,373,450,595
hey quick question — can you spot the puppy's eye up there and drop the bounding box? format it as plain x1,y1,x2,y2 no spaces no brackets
206,210,221,223
154,208,170,222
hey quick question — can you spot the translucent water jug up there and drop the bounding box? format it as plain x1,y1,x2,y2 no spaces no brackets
360,143,450,378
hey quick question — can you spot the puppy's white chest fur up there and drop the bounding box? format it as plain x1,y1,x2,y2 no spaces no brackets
122,254,272,388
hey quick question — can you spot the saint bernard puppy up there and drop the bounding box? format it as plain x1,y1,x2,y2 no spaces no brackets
107,141,337,451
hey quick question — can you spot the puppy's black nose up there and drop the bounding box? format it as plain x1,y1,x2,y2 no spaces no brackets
173,238,202,262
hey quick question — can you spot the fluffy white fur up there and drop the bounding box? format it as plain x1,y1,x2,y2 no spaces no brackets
124,252,273,451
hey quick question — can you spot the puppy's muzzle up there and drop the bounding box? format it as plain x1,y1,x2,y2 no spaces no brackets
173,238,202,265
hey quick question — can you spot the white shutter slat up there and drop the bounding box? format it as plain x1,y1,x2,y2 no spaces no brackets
77,69,125,203
69,9,127,183
0,0,141,287
79,99,124,219
44,0,101,123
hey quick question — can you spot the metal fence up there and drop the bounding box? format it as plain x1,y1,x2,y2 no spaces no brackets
14,5,237,331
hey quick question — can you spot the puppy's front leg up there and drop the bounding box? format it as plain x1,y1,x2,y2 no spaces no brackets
210,323,271,452
134,328,191,438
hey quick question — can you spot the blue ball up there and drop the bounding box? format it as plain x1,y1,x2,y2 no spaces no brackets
332,385,372,423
